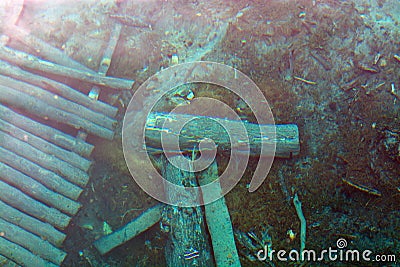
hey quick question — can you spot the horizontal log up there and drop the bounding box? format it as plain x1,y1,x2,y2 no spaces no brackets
0,162,81,215
0,237,57,267
0,104,93,157
0,60,117,117
199,161,240,266
0,74,116,130
93,204,164,255
0,130,89,187
0,85,115,140
6,25,96,73
0,180,71,229
0,218,67,265
0,45,134,90
0,146,83,200
145,112,300,158
0,199,66,247
0,118,91,172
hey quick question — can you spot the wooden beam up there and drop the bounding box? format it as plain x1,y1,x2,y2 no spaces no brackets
145,112,300,158
0,104,94,157
0,45,134,90
93,204,164,255
0,60,117,117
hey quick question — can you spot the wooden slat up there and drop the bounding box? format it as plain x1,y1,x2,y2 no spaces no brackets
0,199,66,247
0,45,134,90
0,180,71,229
0,118,91,171
0,104,94,157
0,85,115,140
0,218,67,265
0,60,118,117
0,237,57,267
0,162,81,215
0,146,83,200
0,130,89,186
5,25,97,74
0,74,116,130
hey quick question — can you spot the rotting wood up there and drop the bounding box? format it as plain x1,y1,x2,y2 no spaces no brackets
0,237,57,267
0,85,115,140
5,25,96,73
0,45,134,90
0,104,94,157
145,112,300,158
93,204,164,255
0,60,117,117
0,74,116,130
0,218,67,265
198,160,241,267
0,130,90,187
0,199,66,247
0,162,81,215
0,118,91,171
161,155,214,267
0,146,83,200
0,180,71,229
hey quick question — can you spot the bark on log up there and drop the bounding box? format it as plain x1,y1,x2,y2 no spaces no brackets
161,155,214,267
198,161,241,267
145,112,300,158
0,255,19,267
0,162,81,215
0,117,91,172
93,204,164,255
0,180,71,229
0,130,89,187
0,59,117,117
5,25,96,74
0,218,67,265
0,146,83,200
0,103,93,157
0,199,66,247
0,74,116,130
0,45,134,90
0,85,115,140
0,237,57,267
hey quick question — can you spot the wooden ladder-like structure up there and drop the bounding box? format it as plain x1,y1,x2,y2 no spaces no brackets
0,11,131,265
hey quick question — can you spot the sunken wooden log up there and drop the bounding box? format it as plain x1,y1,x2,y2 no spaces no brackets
0,45,134,90
0,60,118,117
98,23,122,75
0,237,57,267
0,180,71,229
145,112,300,158
0,130,89,186
0,255,17,267
0,85,115,140
5,25,96,73
0,104,94,157
161,155,214,267
0,162,81,215
0,74,116,130
0,199,66,247
0,118,91,171
198,160,241,266
0,218,67,265
93,204,164,255
0,146,83,200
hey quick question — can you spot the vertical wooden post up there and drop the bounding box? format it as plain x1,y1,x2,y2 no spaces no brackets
161,155,214,267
